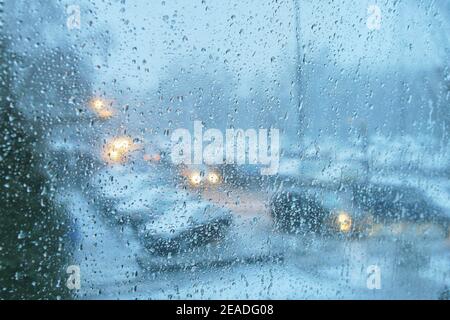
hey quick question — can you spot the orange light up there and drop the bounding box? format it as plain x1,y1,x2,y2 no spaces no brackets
337,211,352,233
189,172,202,186
90,98,113,119
207,172,220,185
103,136,134,163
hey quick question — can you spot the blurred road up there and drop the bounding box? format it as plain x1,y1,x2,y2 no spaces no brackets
64,182,450,300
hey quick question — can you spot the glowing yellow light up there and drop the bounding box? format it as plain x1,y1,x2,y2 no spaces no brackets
189,172,202,186
104,136,134,163
337,211,352,233
207,172,220,185
90,98,113,119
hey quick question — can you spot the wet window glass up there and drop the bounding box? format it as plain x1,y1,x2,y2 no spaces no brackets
1,0,449,299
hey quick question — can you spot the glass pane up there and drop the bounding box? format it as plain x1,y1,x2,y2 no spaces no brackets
1,0,449,300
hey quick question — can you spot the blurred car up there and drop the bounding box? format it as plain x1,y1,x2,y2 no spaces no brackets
270,184,366,236
352,183,450,238
90,159,233,257
137,199,232,255
177,164,223,190
270,181,450,239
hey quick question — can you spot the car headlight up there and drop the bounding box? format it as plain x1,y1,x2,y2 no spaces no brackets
336,211,352,233
189,172,203,186
207,172,220,185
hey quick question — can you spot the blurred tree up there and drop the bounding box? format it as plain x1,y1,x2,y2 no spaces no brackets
0,35,72,299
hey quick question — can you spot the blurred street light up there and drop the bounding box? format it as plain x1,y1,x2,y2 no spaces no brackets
90,97,114,119
336,211,352,233
103,136,135,163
